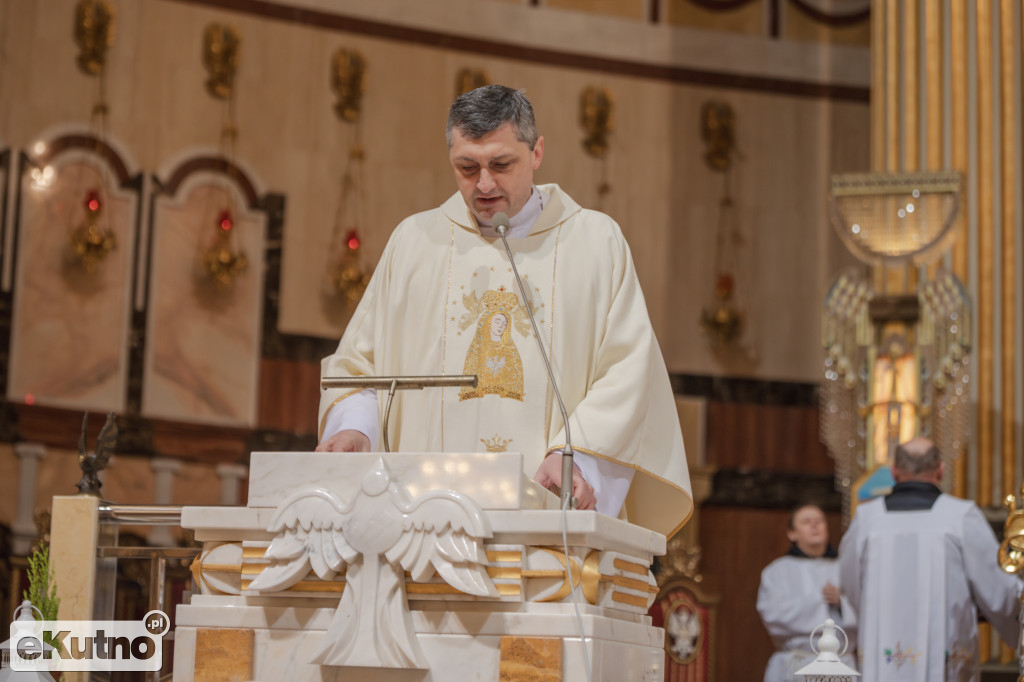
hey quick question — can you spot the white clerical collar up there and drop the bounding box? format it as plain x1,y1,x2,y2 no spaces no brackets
476,186,548,239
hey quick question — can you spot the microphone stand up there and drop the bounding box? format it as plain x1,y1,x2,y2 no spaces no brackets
321,375,478,452
495,215,576,511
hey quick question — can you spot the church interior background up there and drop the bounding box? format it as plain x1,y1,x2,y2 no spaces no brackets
0,0,1021,678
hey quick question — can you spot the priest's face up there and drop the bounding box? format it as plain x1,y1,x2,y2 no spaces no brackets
449,123,545,222
786,505,829,557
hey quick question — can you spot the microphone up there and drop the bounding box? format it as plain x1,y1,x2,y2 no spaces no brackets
493,212,577,510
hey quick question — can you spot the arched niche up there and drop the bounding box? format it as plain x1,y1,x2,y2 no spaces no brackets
5,133,143,414
140,154,274,427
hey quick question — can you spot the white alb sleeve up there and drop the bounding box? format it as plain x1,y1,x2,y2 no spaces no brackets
570,450,635,517
320,388,380,450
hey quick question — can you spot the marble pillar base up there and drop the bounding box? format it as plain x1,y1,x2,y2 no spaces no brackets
174,598,663,681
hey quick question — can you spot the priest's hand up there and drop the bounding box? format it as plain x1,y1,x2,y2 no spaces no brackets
823,582,841,606
533,452,597,510
316,429,371,453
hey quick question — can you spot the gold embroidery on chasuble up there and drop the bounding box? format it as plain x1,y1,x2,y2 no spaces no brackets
441,223,556,461
459,287,528,401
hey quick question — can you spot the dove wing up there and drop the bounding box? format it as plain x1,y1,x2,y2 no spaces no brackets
459,292,483,330
248,489,354,592
385,490,498,598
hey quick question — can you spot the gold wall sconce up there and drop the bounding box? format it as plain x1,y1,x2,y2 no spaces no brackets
580,86,614,159
74,0,115,76
697,100,744,347
200,209,248,289
332,49,366,123
203,23,240,100
69,188,117,273
455,68,490,98
700,101,735,172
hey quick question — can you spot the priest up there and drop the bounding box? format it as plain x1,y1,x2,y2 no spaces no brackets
839,437,1021,681
317,85,692,537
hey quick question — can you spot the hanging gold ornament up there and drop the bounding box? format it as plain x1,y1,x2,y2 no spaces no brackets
74,0,115,76
331,49,366,123
69,189,117,273
200,209,248,289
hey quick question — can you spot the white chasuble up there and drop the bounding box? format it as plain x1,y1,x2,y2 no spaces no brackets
319,184,693,537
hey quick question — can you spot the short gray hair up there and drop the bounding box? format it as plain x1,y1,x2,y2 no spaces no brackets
446,85,538,149
893,438,942,475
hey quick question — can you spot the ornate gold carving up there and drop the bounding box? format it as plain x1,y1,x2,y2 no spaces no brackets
74,0,115,76
203,24,240,100
700,101,735,172
332,49,366,122
455,68,489,97
655,536,704,584
580,86,614,159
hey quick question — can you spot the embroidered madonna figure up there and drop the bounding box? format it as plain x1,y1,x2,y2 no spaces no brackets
459,288,525,401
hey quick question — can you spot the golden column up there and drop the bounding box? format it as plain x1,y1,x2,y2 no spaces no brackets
871,0,1022,508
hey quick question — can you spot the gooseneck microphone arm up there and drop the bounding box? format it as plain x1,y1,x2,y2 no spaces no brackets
493,211,576,511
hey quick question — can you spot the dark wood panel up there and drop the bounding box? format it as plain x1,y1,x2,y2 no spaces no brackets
698,505,846,681
704,401,832,473
258,357,319,434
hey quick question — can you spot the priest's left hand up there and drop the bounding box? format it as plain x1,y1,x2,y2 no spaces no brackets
533,452,596,510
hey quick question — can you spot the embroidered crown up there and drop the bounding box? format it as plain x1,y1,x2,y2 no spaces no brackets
482,287,519,313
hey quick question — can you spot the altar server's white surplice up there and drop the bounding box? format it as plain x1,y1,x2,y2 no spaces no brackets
319,184,692,537
757,554,858,681
839,494,1021,681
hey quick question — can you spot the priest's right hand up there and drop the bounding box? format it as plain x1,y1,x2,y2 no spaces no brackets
316,429,371,453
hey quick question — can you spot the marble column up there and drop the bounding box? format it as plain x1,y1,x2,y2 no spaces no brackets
147,457,182,546
12,442,46,555
215,463,249,506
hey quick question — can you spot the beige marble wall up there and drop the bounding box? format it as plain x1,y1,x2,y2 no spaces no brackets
143,179,265,426
0,0,870,393
8,156,136,412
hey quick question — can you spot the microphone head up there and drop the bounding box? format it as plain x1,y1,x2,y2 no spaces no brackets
493,212,510,236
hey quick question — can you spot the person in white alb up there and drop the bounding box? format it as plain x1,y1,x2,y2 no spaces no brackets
315,85,692,537
757,503,857,681
839,437,1022,681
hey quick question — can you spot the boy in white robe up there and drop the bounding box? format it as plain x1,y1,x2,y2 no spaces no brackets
757,503,857,681
839,437,1021,681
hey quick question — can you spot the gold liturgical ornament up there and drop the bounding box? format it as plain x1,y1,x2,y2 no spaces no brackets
700,101,735,172
69,189,116,273
200,209,248,289
74,0,115,76
580,87,614,159
455,68,490,98
697,101,743,347
203,24,240,100
328,228,371,306
332,49,366,122
999,485,1024,574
